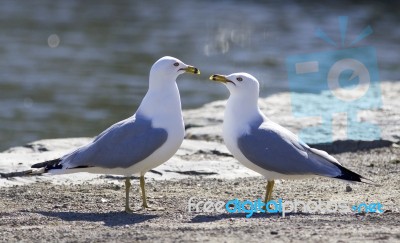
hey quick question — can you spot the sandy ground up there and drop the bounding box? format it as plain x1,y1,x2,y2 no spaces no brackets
0,146,399,243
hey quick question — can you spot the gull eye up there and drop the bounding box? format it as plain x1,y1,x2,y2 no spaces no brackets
173,62,179,67
236,77,243,82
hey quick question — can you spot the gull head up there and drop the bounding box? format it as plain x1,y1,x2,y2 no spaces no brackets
209,72,259,97
150,56,200,85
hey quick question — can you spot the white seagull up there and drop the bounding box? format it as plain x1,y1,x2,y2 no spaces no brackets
31,56,200,213
210,72,368,204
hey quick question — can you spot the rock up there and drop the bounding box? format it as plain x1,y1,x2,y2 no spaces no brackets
0,81,399,186
0,136,259,187
184,81,400,152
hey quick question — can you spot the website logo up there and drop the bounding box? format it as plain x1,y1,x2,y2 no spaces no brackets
286,16,381,144
188,197,384,218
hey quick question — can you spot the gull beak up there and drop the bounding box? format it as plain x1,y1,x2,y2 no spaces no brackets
209,74,235,86
182,65,200,75
209,74,228,83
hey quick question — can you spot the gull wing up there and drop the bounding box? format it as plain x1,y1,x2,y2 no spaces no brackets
60,114,168,169
237,119,341,177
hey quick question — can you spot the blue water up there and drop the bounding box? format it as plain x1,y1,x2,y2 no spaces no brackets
0,0,399,150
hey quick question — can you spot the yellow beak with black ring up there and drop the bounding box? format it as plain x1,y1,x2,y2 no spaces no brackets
181,66,200,75
209,74,236,86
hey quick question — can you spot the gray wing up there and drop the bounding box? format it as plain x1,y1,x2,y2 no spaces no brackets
60,114,168,169
237,119,341,177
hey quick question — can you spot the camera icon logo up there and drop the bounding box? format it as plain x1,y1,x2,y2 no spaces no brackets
286,16,381,144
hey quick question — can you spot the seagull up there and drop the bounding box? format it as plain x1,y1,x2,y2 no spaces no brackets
31,56,200,213
210,72,368,205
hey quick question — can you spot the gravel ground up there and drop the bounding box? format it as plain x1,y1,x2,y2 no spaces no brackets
0,146,399,242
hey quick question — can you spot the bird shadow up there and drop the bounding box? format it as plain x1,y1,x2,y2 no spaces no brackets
189,212,309,223
33,211,158,227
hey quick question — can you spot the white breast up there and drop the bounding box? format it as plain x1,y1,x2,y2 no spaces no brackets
129,83,184,175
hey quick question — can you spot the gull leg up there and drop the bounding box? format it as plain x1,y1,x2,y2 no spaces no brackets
140,174,150,208
263,180,275,211
140,173,164,211
125,177,133,213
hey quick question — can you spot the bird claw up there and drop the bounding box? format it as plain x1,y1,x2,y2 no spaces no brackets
142,205,165,211
125,207,134,214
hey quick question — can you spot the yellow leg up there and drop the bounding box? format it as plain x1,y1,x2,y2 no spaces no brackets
263,180,275,210
140,173,164,211
140,174,150,208
125,177,133,213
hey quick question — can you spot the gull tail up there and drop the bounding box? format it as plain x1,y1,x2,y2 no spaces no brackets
31,158,63,173
30,159,163,175
307,147,375,185
0,158,62,178
333,163,375,184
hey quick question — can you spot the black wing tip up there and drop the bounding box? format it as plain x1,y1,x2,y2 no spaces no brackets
31,158,63,172
334,164,375,184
